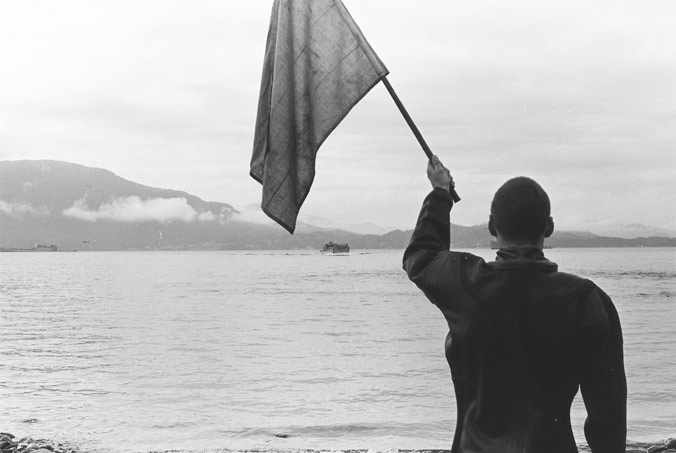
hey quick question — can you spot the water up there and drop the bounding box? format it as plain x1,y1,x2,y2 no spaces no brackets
1,248,674,451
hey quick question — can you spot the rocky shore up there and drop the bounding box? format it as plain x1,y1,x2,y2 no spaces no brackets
622,439,676,453
2,432,675,453
0,433,80,453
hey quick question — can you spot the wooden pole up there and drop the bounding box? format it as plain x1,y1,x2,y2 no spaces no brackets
381,76,460,203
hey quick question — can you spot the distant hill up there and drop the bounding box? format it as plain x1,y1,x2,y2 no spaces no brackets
591,224,676,239
0,160,240,251
1,160,674,251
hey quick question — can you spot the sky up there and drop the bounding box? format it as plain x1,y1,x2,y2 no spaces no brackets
1,0,674,233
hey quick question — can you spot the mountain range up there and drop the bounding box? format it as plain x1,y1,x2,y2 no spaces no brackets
1,160,674,251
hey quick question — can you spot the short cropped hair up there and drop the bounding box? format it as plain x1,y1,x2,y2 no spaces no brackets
490,177,551,241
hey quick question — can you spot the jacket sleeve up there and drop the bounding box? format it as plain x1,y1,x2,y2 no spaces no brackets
578,289,627,453
402,188,453,289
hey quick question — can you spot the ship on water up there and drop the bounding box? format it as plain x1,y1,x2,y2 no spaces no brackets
0,244,58,252
320,241,349,255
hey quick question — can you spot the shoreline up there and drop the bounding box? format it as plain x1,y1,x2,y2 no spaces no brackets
2,433,675,453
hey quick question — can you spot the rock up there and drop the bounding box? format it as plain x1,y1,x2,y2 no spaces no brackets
648,446,667,453
667,439,676,449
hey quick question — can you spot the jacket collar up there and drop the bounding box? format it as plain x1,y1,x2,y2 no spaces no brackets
487,247,558,272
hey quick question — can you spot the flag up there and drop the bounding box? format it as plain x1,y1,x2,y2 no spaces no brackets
250,0,389,233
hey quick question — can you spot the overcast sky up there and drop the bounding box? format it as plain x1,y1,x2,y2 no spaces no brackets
1,0,674,233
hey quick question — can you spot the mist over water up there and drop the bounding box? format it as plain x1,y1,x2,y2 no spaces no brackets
1,248,674,452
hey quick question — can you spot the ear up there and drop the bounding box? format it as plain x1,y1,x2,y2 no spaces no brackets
488,215,497,237
544,216,554,238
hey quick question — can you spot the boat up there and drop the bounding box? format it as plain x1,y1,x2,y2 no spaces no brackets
490,240,552,250
0,244,58,252
320,241,349,255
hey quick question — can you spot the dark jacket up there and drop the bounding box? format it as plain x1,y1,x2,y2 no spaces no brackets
403,188,626,453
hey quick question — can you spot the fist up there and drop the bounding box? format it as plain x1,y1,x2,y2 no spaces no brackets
427,155,453,192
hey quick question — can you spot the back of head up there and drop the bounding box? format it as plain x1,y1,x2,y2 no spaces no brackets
490,177,551,242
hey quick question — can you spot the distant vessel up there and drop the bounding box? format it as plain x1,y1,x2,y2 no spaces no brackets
0,244,58,252
320,241,349,255
490,240,552,250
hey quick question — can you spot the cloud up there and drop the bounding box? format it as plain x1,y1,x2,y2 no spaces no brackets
0,200,50,217
63,196,207,223
231,204,278,226
196,209,231,223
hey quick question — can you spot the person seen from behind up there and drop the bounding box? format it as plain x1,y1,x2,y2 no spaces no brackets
403,155,627,452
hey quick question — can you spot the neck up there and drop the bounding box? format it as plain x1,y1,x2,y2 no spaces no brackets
495,235,545,250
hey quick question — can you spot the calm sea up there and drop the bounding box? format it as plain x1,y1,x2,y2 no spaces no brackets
1,248,675,452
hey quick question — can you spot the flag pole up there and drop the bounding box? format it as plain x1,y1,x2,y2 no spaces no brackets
381,76,461,203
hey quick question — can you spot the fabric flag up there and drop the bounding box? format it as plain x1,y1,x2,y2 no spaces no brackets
250,0,389,233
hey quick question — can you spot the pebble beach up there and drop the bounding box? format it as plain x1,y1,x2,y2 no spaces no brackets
2,432,676,453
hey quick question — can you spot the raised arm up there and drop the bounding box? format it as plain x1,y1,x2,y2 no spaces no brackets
402,156,454,285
